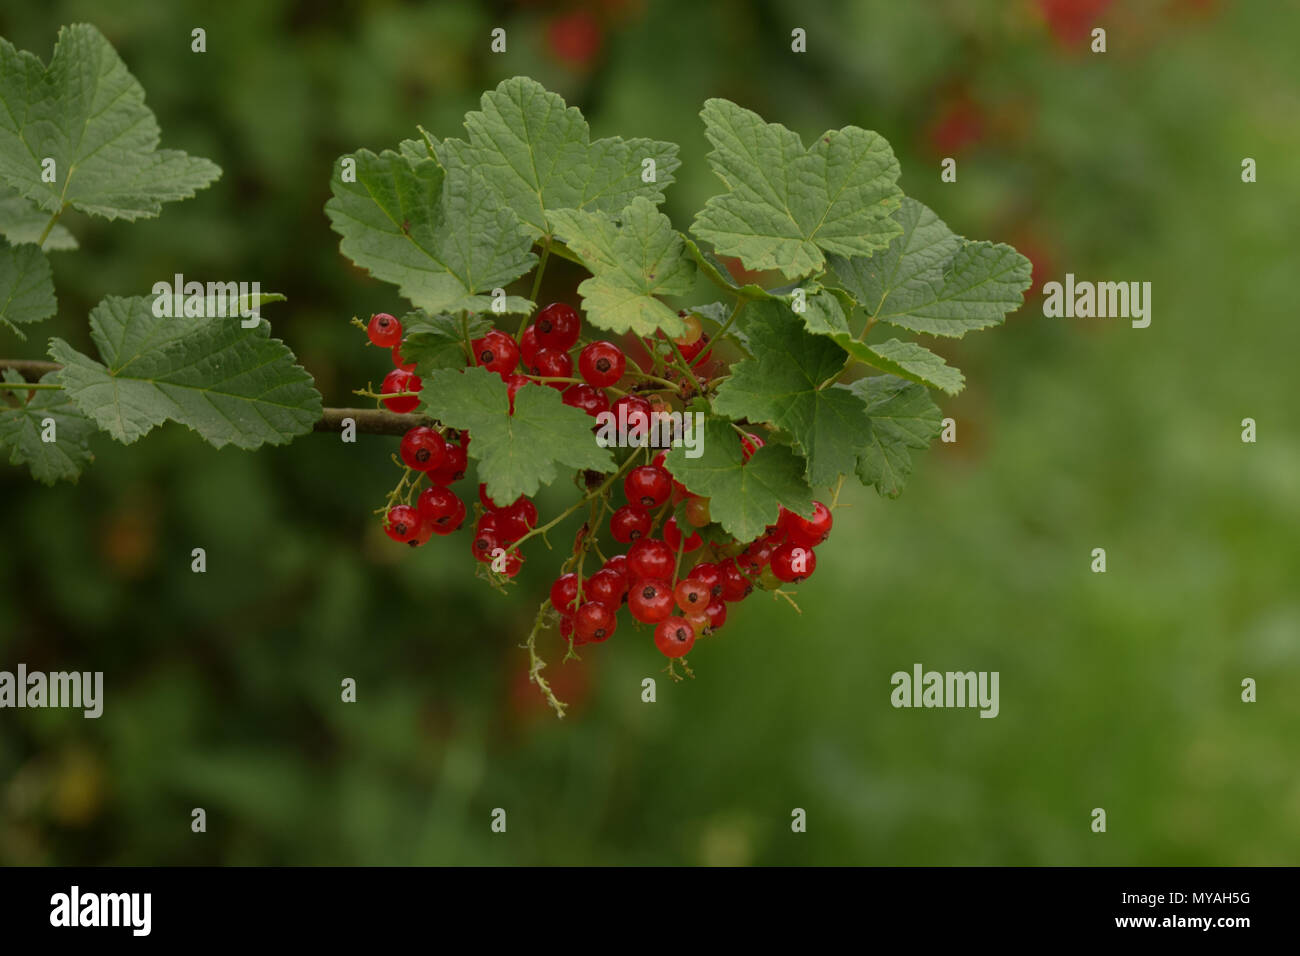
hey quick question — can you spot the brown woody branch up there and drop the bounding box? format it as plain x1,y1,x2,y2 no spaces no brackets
0,360,432,436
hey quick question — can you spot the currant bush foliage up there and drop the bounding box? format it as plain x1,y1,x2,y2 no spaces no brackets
331,76,1031,524
0,25,322,484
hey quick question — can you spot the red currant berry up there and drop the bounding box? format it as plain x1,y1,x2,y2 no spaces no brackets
602,554,632,587
497,498,538,539
471,524,502,562
531,348,573,388
367,313,402,348
609,505,651,544
689,561,723,599
737,538,774,576
428,441,467,485
562,383,611,417
471,330,520,376
384,504,423,545
624,465,671,508
782,501,833,548
498,549,525,578
574,602,617,643
417,486,466,534
702,599,727,633
584,568,628,608
663,516,702,553
673,578,710,614
740,431,765,461
653,617,696,658
610,395,652,440
399,426,447,472
381,369,422,414
392,343,415,371
559,613,577,643
535,303,581,350
770,542,817,583
519,324,542,365
627,537,676,581
628,578,675,623
578,341,626,388
551,573,581,614
683,496,711,528
718,559,753,602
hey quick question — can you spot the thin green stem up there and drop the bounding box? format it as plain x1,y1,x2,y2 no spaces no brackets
522,600,567,718
520,237,552,342
692,297,744,367
511,453,642,551
35,205,65,248
0,382,61,391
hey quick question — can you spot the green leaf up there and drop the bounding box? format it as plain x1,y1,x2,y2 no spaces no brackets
548,197,695,337
418,366,613,504
400,311,491,374
665,417,814,542
436,76,680,238
850,375,942,498
325,148,536,315
791,285,965,394
0,24,220,221
692,98,903,279
712,300,869,489
0,186,76,250
827,197,1032,338
48,294,321,450
0,370,95,484
0,237,56,337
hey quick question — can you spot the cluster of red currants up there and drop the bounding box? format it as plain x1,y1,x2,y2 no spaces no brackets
552,466,832,658
362,305,831,661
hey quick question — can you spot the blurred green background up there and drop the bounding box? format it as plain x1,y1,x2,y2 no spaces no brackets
1,0,1297,865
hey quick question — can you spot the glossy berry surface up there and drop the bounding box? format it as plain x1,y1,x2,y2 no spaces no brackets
578,341,626,387
584,568,627,608
550,573,580,615
718,559,753,602
562,383,611,417
367,312,402,348
609,505,651,544
575,602,617,643
381,369,422,414
428,441,467,485
674,578,710,613
663,516,702,553
384,505,423,545
627,538,675,581
654,617,696,658
399,426,447,472
416,486,465,534
624,465,672,508
627,578,674,623
471,330,520,375
532,348,574,387
782,501,833,547
770,542,817,583
534,303,581,349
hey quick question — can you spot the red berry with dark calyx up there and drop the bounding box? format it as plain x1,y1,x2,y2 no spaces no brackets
609,505,651,544
689,561,723,599
562,383,611,417
399,426,447,472
575,602,617,643
584,568,628,608
550,573,580,615
428,440,467,485
367,313,402,348
471,330,520,376
770,542,817,583
603,554,632,587
628,578,675,623
674,578,710,614
578,341,626,388
663,516,702,553
535,303,581,350
497,498,538,540
384,505,423,545
627,538,676,581
471,524,502,563
624,465,671,508
702,599,727,633
781,501,833,547
417,486,466,535
654,617,696,658
381,369,422,414
718,559,754,602
737,538,774,576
